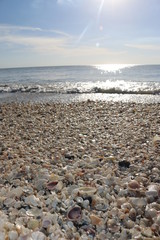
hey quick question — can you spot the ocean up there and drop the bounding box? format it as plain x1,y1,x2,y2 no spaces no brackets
0,64,160,103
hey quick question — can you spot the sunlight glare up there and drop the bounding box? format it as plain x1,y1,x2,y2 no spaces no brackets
95,64,135,73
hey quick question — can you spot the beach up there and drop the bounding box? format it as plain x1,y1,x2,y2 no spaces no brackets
0,101,160,239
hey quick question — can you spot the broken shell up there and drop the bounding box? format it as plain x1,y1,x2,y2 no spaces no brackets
153,135,160,146
42,219,52,228
46,181,58,190
90,214,102,225
8,230,18,240
146,184,160,198
78,187,97,197
31,231,46,240
27,219,39,230
145,208,157,219
129,197,147,209
128,180,140,190
25,195,41,207
129,208,137,221
67,206,82,221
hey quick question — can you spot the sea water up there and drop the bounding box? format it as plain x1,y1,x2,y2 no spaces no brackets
0,64,160,103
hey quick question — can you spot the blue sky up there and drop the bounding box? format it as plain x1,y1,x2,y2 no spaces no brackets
0,0,160,68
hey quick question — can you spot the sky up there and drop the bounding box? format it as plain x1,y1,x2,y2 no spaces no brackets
0,0,160,68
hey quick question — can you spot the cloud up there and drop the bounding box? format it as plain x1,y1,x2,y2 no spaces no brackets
0,23,126,66
57,0,74,6
0,24,71,38
126,43,160,51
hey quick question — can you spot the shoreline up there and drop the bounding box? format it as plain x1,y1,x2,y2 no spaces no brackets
0,101,160,239
0,92,160,104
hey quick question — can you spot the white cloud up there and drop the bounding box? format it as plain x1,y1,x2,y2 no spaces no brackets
57,0,74,6
0,24,71,38
126,43,160,51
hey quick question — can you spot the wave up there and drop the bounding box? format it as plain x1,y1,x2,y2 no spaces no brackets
0,84,160,95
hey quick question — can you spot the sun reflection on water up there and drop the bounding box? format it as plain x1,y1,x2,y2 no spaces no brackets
94,64,136,73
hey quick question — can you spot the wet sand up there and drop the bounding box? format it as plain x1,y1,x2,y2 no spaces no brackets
0,101,160,239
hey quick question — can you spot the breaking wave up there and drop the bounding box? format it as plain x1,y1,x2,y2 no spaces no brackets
0,84,160,95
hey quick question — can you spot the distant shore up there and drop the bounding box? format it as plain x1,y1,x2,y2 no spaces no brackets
0,101,159,239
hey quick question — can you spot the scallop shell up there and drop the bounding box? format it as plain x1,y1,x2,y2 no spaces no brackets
67,206,82,221
78,187,97,197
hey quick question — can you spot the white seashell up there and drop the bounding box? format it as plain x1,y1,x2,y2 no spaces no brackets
78,187,97,197
4,198,16,207
0,232,5,240
146,184,160,198
25,195,40,207
31,231,46,240
35,179,48,191
8,230,18,240
130,197,147,209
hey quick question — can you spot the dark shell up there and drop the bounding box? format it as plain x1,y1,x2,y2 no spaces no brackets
46,181,58,190
67,206,82,221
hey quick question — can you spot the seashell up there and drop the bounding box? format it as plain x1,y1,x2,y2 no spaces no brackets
4,198,16,207
8,187,23,198
91,195,108,211
81,225,96,237
129,208,137,221
8,230,19,240
146,184,160,198
90,214,102,225
153,135,160,147
31,231,46,240
141,227,153,238
26,208,42,217
129,197,147,209
128,180,140,190
55,181,63,191
24,195,40,207
35,179,48,191
121,202,132,210
117,197,127,208
124,219,135,229
65,173,75,183
46,181,58,190
151,223,159,233
67,206,82,221
107,219,120,233
42,219,51,228
78,187,97,197
145,208,157,219
27,219,39,230
49,173,62,181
